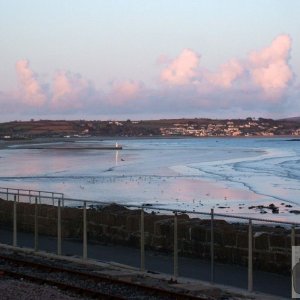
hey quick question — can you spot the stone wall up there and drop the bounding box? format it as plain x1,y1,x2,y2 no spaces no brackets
0,198,298,274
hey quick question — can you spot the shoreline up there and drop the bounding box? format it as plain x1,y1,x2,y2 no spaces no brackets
7,146,123,150
0,136,299,222
0,134,298,150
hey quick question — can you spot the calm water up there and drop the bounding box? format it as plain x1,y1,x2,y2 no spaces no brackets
1,137,300,222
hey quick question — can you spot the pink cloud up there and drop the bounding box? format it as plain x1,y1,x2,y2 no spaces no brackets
248,34,293,97
15,60,46,106
159,35,293,102
108,80,142,105
160,49,200,85
51,71,92,109
1,33,298,120
207,59,244,88
249,35,291,66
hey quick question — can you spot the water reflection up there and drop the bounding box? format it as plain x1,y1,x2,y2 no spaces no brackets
0,138,299,222
115,150,119,166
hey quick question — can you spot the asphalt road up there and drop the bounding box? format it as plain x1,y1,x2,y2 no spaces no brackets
0,228,290,298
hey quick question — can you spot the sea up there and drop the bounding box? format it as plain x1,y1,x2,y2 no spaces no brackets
0,137,300,222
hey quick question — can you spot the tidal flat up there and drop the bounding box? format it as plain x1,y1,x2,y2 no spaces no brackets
0,137,300,222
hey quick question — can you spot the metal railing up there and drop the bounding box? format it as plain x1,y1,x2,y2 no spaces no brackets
0,187,299,296
0,187,64,205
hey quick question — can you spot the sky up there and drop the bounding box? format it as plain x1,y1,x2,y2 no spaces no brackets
0,0,300,121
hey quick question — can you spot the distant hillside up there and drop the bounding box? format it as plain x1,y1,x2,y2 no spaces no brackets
1,117,300,139
0,120,79,137
279,117,300,122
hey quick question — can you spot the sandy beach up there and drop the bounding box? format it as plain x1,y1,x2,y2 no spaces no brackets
0,137,300,222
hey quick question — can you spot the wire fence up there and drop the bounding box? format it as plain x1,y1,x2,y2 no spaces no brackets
0,186,299,297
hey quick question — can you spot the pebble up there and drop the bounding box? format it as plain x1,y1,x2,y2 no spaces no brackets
0,279,83,300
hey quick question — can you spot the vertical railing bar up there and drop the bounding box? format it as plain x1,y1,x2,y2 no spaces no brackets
211,208,214,284
52,192,54,206
83,201,87,260
174,211,178,280
291,225,296,298
6,188,8,201
57,199,62,256
248,219,253,292
13,195,17,247
140,208,145,272
34,197,38,251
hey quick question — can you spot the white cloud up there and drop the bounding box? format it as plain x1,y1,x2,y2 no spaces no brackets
160,49,200,85
0,34,297,119
15,60,46,106
248,35,293,98
51,71,94,110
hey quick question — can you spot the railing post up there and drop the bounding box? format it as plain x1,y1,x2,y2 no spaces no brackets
29,190,31,204
38,191,41,204
83,201,87,260
140,208,145,272
13,195,17,247
17,189,20,202
248,219,253,292
291,225,296,298
211,208,214,284
57,199,62,256
6,188,8,200
174,211,178,280
52,192,54,206
34,197,38,251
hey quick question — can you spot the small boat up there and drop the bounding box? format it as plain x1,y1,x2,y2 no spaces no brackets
115,142,122,150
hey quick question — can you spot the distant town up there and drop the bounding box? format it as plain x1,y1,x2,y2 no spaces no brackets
0,117,300,139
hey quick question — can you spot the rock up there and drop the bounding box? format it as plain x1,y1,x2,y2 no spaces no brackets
290,210,300,214
0,198,294,275
102,203,129,213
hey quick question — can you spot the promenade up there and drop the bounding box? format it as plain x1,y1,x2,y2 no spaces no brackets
0,228,290,298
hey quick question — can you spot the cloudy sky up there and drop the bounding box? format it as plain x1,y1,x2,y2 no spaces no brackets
1,0,300,121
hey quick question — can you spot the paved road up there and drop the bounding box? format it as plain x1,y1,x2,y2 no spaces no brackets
0,228,290,298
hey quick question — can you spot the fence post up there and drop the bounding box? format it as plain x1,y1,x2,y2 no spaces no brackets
6,188,8,200
13,195,17,247
248,219,253,292
57,199,62,256
83,201,87,260
174,211,178,280
34,197,38,251
291,225,296,298
211,208,214,284
52,192,54,206
140,208,145,272
29,190,31,204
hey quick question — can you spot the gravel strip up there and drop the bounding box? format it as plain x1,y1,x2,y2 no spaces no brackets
0,279,85,300
0,247,282,300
